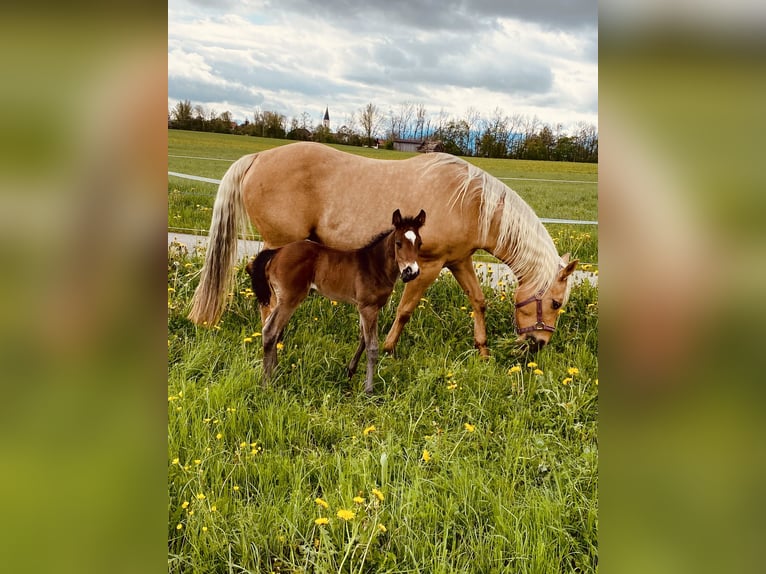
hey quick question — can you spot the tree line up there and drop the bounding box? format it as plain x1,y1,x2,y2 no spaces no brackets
169,100,597,163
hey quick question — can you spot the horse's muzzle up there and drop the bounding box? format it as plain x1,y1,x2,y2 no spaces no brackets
401,266,420,283
520,334,547,352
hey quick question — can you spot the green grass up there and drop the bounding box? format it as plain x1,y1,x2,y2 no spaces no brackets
168,240,598,572
167,130,599,265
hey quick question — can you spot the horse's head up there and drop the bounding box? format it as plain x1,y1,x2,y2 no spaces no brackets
392,209,426,283
514,253,579,351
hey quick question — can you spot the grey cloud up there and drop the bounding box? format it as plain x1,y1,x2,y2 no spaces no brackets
256,0,595,32
347,36,552,96
168,76,264,109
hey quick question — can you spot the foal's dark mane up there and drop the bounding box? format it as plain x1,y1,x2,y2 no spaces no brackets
362,215,423,251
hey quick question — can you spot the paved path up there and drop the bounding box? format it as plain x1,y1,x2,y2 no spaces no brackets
168,232,597,288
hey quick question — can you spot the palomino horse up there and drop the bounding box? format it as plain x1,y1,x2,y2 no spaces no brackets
245,209,425,394
189,142,578,353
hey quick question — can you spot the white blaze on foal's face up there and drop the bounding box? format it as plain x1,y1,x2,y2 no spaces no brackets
398,229,419,276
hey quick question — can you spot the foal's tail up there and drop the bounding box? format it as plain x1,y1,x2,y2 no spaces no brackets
246,249,279,307
188,154,257,325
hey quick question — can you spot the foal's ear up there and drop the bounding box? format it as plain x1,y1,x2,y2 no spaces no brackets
415,209,426,227
392,209,402,225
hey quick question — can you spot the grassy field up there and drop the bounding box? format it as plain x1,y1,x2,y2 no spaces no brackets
167,130,598,266
168,130,598,572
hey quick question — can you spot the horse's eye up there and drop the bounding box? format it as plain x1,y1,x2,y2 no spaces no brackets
552,300,562,310
395,240,402,248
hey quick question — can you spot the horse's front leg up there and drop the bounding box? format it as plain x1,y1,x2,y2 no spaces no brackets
448,257,490,357
383,261,443,355
359,306,380,395
261,304,293,383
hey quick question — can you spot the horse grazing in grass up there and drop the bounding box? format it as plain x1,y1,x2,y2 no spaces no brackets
189,142,578,354
245,209,425,394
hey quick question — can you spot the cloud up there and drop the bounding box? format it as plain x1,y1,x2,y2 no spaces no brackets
168,1,597,129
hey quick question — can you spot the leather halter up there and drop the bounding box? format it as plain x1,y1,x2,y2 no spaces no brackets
515,291,556,334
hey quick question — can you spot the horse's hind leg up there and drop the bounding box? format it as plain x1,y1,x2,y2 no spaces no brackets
448,257,489,357
383,261,442,355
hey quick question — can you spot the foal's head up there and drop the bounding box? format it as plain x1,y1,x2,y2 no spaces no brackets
391,209,426,283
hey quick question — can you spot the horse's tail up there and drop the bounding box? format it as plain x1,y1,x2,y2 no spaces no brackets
247,249,279,307
188,154,256,325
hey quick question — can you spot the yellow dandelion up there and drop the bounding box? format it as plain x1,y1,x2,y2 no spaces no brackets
202,526,208,532
508,365,521,374
562,377,573,385
567,367,580,376
252,332,262,337
422,449,431,462
171,457,179,465
276,342,285,350
176,523,183,530
533,368,544,376
371,488,384,502
314,517,330,526
363,425,376,436
353,496,365,504
527,361,538,368
243,337,253,343
315,497,329,509
447,382,458,390
181,501,189,509
594,378,599,386
464,422,476,433
196,493,206,500
336,509,355,521
216,433,223,440
558,309,566,315
239,441,248,448
377,524,387,533
331,300,338,306
211,506,217,512
233,485,240,491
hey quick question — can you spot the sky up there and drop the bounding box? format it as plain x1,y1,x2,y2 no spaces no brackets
168,0,598,135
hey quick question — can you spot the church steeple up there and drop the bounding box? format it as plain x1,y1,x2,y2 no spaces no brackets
323,106,330,129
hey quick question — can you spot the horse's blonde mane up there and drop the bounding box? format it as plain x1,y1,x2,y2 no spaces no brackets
422,153,560,294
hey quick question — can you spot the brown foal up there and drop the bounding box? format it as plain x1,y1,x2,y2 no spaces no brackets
246,209,426,394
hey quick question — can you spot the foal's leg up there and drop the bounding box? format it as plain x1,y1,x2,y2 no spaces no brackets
448,257,490,357
347,319,366,379
261,298,301,382
359,305,380,395
383,261,443,355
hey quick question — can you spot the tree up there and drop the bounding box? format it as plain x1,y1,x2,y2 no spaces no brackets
436,118,471,156
477,107,509,158
171,100,192,122
359,102,381,146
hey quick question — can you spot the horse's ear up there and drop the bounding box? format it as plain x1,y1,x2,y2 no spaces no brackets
558,255,579,281
392,209,402,225
416,209,426,226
